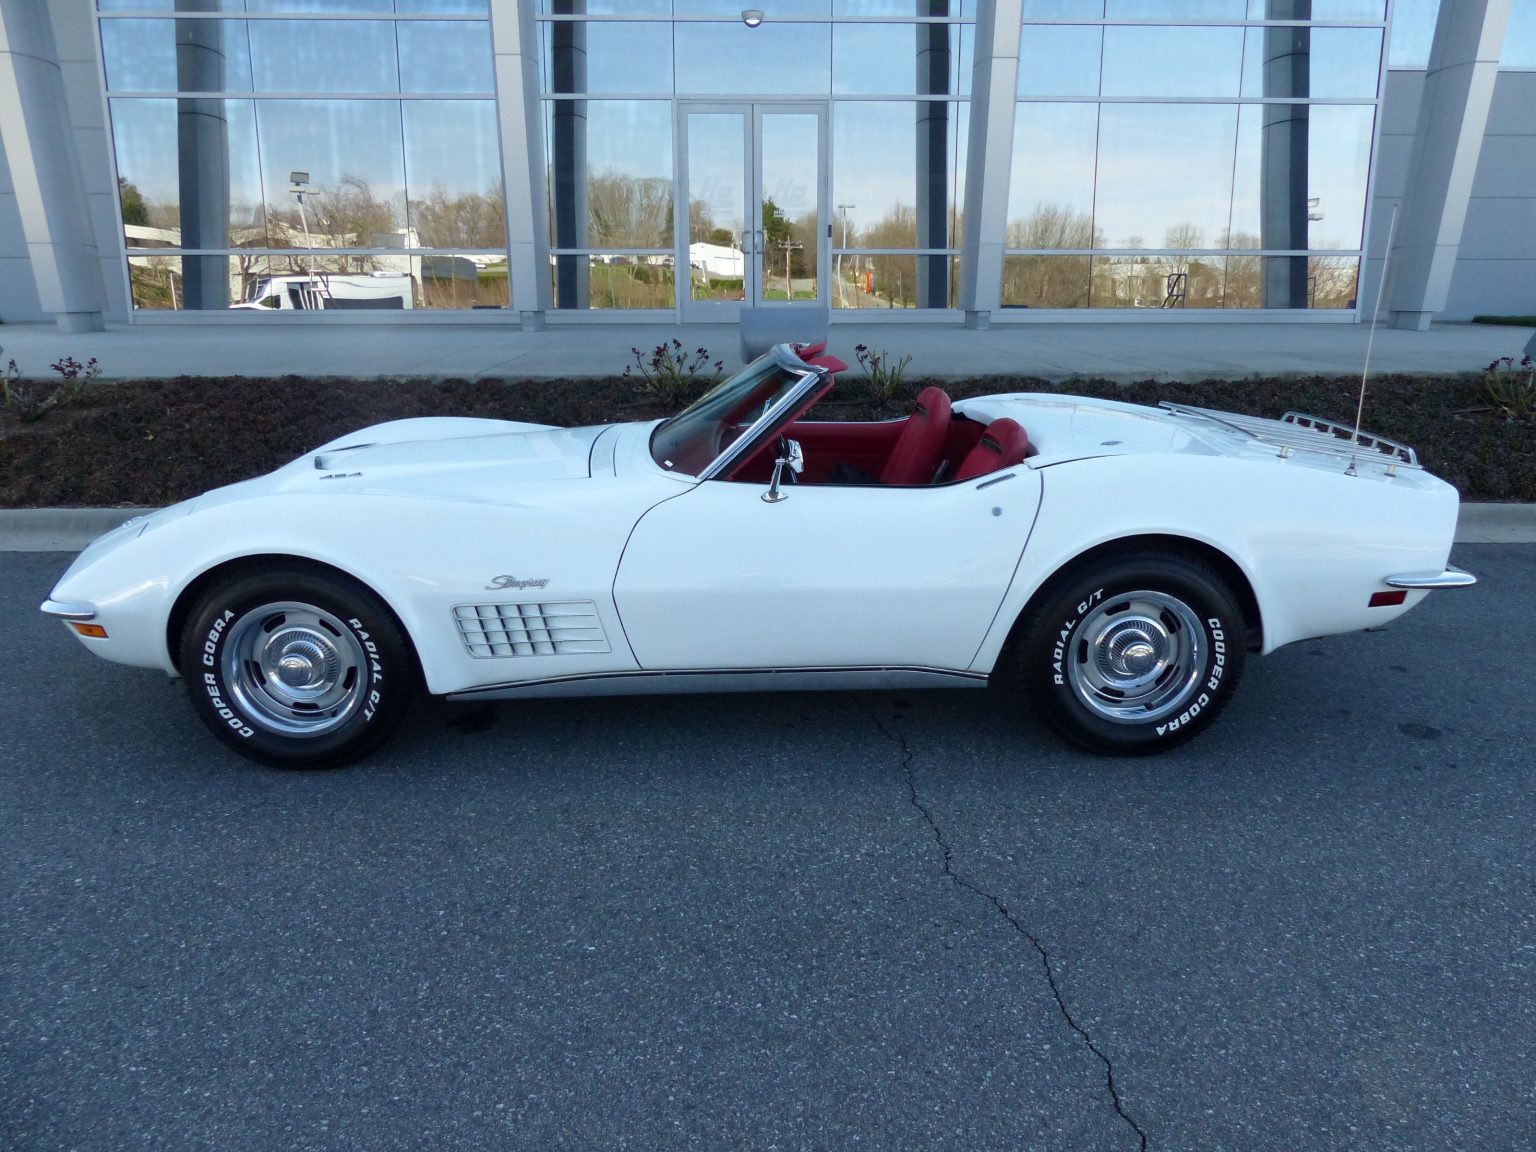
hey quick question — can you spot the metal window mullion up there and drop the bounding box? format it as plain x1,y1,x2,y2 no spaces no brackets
126,248,506,257
106,91,493,99
1002,248,1365,258
97,11,487,20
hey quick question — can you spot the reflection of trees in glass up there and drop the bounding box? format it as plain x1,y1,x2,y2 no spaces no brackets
411,186,506,249
265,175,404,271
119,178,149,227
1003,204,1096,308
1307,253,1357,309
859,205,917,307
588,170,671,247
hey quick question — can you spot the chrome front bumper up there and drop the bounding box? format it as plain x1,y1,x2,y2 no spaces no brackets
40,599,98,621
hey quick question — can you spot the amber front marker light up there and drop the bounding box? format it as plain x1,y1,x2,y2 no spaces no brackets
70,622,109,639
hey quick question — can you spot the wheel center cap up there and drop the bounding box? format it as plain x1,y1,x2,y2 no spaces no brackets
277,652,317,687
269,633,337,691
1120,640,1158,674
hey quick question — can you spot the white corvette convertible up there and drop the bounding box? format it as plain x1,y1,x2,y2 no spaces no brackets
42,343,1473,768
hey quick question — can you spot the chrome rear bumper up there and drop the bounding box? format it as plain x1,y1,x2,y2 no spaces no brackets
1384,566,1477,590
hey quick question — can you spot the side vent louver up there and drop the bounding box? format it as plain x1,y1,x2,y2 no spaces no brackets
454,601,611,659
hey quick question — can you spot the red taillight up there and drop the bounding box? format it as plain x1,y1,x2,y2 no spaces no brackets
1369,590,1408,608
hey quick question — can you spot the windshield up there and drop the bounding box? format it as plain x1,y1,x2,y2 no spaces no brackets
649,350,817,477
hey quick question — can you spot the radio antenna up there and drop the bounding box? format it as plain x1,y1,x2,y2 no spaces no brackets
1348,202,1399,476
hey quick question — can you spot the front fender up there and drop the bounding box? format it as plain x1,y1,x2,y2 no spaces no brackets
47,482,680,693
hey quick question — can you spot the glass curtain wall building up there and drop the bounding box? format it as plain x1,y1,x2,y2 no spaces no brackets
97,0,505,312
1,0,1531,324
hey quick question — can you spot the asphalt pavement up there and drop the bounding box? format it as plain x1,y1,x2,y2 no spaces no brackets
4,546,1533,1151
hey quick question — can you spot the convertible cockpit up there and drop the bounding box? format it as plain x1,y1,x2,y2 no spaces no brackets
652,342,1035,488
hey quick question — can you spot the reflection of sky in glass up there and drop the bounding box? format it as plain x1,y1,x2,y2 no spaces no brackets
1019,24,1101,98
246,1,394,12
248,21,399,91
835,1,970,14
1310,3,1386,16
833,23,972,96
110,98,268,238
832,101,966,237
1009,102,1098,239
675,0,832,15
1095,103,1239,247
398,22,493,92
257,100,407,224
541,21,673,94
674,23,832,94
761,112,820,220
583,100,674,184
687,112,746,239
1305,28,1383,97
403,100,499,199
1228,103,1262,243
1105,0,1246,17
1102,26,1245,97
1306,103,1372,248
101,20,254,91
102,18,493,95
1008,99,1372,253
1387,0,1437,67
1503,4,1536,69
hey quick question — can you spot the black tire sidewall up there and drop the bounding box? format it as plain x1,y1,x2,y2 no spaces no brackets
180,569,413,769
1019,555,1244,755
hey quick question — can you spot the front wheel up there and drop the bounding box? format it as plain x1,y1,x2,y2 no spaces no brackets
179,566,416,768
1011,553,1246,755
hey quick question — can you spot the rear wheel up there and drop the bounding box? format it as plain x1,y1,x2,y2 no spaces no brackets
179,566,415,768
1012,553,1245,755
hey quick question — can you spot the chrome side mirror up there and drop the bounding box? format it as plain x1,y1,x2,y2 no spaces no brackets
762,438,804,503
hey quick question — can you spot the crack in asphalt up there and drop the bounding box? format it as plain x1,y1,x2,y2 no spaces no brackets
858,699,1150,1152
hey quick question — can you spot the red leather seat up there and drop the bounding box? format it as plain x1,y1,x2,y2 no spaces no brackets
953,417,1031,481
879,387,952,485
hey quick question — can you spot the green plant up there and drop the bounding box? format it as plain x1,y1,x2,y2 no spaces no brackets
853,343,912,412
1,347,101,423
622,339,723,408
1482,355,1536,420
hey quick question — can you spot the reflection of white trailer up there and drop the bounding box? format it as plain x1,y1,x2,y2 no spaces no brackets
232,271,415,311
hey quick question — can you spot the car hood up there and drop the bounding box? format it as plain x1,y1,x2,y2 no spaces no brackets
248,418,616,503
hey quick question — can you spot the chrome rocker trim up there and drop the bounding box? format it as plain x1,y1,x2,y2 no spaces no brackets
39,599,98,622
1383,566,1478,590
449,666,990,701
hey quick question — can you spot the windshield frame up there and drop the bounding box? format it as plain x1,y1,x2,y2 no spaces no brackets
649,344,830,481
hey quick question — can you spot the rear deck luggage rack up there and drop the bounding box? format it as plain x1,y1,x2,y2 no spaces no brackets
1158,403,1420,470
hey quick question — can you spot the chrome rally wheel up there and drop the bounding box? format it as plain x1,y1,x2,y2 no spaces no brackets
222,601,369,737
1066,590,1206,725
1014,552,1247,755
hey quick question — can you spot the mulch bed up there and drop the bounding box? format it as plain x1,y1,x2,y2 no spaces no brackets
1,372,1531,507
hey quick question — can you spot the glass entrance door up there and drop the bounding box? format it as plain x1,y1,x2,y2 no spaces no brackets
679,103,827,322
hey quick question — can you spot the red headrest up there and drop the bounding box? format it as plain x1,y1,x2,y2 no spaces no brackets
954,417,1031,481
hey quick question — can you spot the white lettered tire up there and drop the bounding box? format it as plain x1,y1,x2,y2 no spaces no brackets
1014,552,1246,755
179,565,415,768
